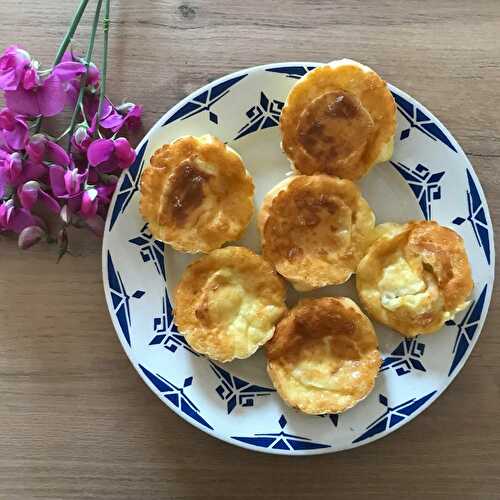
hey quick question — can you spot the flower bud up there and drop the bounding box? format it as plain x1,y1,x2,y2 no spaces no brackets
4,152,23,183
26,133,46,162
80,188,98,218
18,225,44,249
18,180,40,209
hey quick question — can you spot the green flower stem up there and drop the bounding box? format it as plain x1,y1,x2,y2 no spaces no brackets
66,0,104,153
95,0,110,133
54,0,91,65
34,0,90,134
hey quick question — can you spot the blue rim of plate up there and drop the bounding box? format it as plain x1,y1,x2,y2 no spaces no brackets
102,62,495,455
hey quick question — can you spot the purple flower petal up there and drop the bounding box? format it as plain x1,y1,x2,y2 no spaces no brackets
22,68,38,90
113,137,136,169
80,188,98,218
1,152,23,185
39,188,61,214
37,74,66,117
0,199,14,228
46,140,70,166
52,61,85,82
18,180,39,209
8,207,36,233
71,126,92,153
87,139,114,166
119,103,143,131
26,134,46,162
49,164,67,197
0,108,16,130
1,115,29,150
4,88,40,116
0,46,31,91
17,160,47,184
100,109,124,132
96,178,117,204
67,192,83,212
87,63,100,87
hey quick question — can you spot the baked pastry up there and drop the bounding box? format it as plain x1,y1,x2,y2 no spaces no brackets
266,297,381,415
356,221,473,337
258,175,375,291
174,246,287,362
140,135,254,253
280,59,396,181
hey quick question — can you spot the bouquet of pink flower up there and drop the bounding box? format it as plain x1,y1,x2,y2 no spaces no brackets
0,0,141,259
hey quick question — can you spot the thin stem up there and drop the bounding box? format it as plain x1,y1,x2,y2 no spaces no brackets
34,0,90,134
67,0,104,153
53,0,91,66
95,0,110,134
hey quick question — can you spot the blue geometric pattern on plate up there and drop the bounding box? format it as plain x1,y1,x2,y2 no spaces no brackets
319,414,340,427
109,141,148,231
392,161,445,220
446,284,488,377
380,338,426,376
139,364,213,430
352,391,437,444
149,291,200,357
452,169,491,265
234,92,284,140
162,74,247,126
232,415,330,451
210,362,274,414
392,92,457,152
129,223,165,279
265,64,318,79
107,251,145,346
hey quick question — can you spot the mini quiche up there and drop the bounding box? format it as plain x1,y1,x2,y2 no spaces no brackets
258,175,375,291
140,134,254,253
174,247,287,362
356,221,473,337
266,297,381,415
280,59,396,181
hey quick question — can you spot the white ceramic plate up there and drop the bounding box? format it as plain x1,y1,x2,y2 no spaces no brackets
102,62,495,455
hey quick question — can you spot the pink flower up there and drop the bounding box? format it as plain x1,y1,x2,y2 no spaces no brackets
117,103,143,131
4,74,66,117
0,45,32,91
26,134,70,166
84,94,123,132
49,165,88,214
80,188,98,218
0,198,38,233
87,138,136,172
0,108,29,150
1,152,22,184
18,180,60,213
71,125,93,153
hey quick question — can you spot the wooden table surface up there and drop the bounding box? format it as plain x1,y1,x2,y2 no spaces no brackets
1,1,499,499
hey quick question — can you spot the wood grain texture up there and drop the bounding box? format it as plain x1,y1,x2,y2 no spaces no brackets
0,1,499,499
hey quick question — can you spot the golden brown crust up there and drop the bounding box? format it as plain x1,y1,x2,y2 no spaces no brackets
140,135,254,253
280,59,396,180
356,221,474,337
174,247,287,362
259,175,375,290
266,297,381,415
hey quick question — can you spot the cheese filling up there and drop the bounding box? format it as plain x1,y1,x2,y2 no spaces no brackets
378,256,432,312
201,269,283,356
